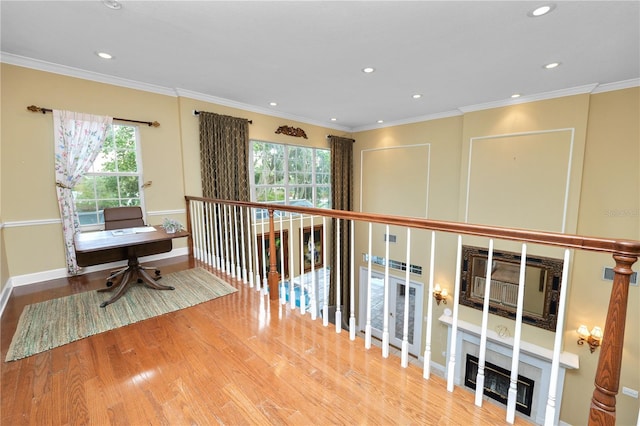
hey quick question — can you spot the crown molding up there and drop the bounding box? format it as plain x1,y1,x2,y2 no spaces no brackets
591,78,640,94
175,88,352,132
351,110,463,133
2,52,178,97
458,83,600,113
3,52,637,133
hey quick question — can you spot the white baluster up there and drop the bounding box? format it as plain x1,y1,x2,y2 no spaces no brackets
475,239,494,407
365,222,373,348
310,217,317,320
335,219,342,333
279,214,285,305
300,214,306,315
234,205,241,279
322,216,328,325
253,209,264,291
424,231,436,379
260,214,267,291
545,249,571,426
401,228,411,368
507,243,527,424
447,235,463,392
290,213,296,309
206,202,214,266
215,204,222,270
382,224,390,357
247,207,254,288
240,207,248,284
349,219,356,340
229,205,236,278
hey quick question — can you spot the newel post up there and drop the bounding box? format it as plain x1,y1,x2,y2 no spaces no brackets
267,209,280,300
588,253,638,425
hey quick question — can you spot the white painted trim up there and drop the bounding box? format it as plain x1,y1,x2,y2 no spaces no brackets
2,209,186,228
458,84,599,113
3,218,61,228
178,88,352,132
1,52,178,97
591,78,640,94
9,247,188,287
359,143,431,218
4,52,637,133
147,209,187,217
0,279,14,319
464,128,575,234
351,110,463,133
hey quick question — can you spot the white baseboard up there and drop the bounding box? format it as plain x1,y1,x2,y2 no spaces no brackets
0,279,14,319
0,248,188,317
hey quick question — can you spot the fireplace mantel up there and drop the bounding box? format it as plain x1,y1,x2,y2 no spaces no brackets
440,314,579,425
439,314,579,369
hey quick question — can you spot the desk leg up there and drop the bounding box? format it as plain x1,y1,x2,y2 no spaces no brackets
138,268,175,291
99,269,133,308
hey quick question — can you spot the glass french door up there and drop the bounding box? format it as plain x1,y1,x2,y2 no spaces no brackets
359,268,423,355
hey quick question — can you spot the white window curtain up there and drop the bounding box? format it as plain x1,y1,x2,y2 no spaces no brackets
53,110,113,274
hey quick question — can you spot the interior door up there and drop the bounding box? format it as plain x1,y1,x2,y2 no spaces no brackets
359,268,423,355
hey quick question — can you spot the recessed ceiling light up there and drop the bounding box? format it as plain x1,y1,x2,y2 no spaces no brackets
377,120,384,124
330,118,337,122
362,67,375,74
269,102,278,106
102,0,122,10
544,62,561,69
96,52,113,59
511,93,521,98
412,94,422,99
529,4,556,17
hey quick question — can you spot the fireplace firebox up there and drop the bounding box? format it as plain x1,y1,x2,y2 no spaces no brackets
464,354,535,416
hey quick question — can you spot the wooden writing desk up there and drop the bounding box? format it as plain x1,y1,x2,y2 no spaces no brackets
75,226,189,307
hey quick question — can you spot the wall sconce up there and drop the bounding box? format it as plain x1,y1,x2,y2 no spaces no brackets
577,325,603,353
433,283,448,305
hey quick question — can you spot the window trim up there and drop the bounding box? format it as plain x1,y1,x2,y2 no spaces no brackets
76,123,146,231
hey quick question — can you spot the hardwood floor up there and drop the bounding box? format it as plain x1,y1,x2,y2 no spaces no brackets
1,256,530,425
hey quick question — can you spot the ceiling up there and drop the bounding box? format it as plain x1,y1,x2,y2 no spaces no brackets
2,1,639,132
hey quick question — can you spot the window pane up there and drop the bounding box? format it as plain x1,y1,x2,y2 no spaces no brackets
289,146,312,184
97,199,121,210
118,176,140,198
77,200,98,225
289,187,313,205
254,142,285,185
255,187,285,203
73,175,96,200
95,176,119,199
317,186,331,208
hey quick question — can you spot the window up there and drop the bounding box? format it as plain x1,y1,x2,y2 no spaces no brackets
73,124,144,227
250,141,330,214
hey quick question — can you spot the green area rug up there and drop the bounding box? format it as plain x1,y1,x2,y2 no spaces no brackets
5,267,237,362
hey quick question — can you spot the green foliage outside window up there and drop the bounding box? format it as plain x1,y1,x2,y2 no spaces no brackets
73,124,142,226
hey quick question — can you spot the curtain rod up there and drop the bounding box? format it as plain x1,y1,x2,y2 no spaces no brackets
27,105,160,127
326,134,355,142
192,110,252,124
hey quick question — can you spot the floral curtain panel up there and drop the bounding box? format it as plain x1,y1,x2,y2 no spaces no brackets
53,110,112,274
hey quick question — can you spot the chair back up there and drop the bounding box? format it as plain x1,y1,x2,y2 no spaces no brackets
103,206,145,230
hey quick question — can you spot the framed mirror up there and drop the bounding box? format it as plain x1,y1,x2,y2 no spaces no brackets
459,245,563,331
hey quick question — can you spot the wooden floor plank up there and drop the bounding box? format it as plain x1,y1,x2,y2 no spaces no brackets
2,256,531,425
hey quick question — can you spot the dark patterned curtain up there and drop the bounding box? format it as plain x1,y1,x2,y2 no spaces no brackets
329,135,354,327
199,111,250,201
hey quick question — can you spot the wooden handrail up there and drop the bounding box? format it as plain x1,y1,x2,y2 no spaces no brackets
185,196,640,257
184,195,639,425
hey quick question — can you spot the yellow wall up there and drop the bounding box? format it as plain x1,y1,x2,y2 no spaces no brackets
353,90,639,425
1,62,638,425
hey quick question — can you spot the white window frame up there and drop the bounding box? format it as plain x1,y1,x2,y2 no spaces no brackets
75,123,146,231
249,140,331,213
